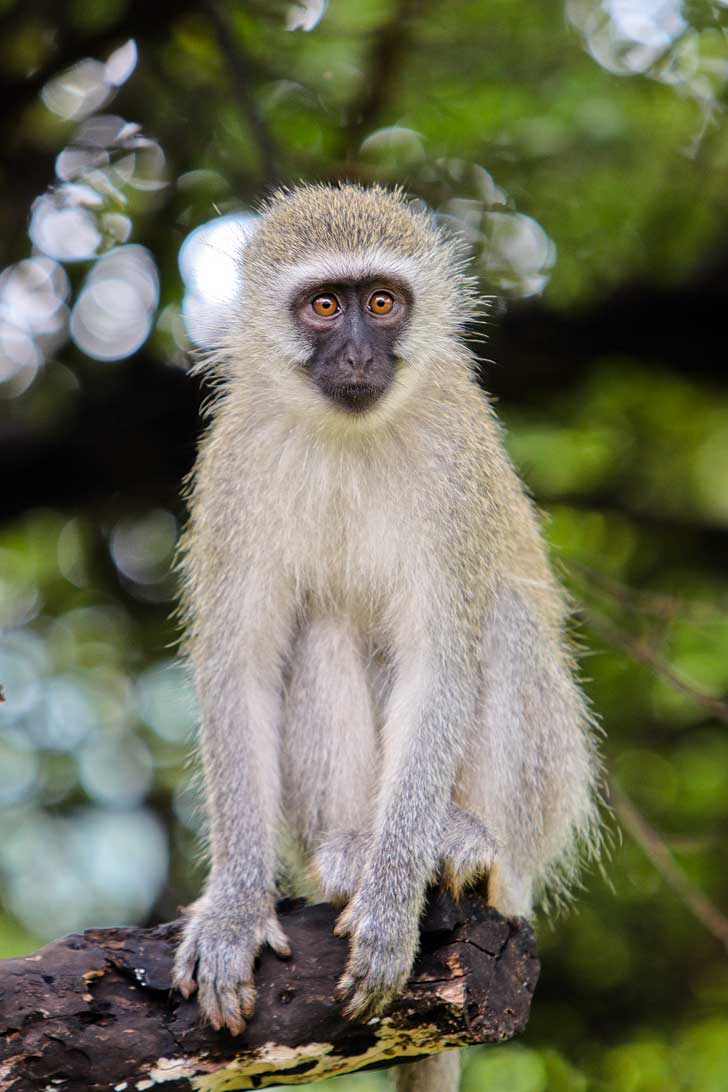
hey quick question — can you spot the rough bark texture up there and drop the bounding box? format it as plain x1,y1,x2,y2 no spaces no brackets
0,891,538,1092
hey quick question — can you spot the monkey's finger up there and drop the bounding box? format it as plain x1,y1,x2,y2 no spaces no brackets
342,990,372,1021
219,988,247,1036
172,937,200,998
197,981,224,1033
176,973,198,1001
342,981,389,1022
200,980,246,1037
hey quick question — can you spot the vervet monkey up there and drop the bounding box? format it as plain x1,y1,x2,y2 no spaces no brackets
173,183,601,1092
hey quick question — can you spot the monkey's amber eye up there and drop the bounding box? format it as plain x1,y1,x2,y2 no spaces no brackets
368,291,394,316
312,294,339,317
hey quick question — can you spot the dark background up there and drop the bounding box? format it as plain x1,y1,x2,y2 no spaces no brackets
1,2,728,1088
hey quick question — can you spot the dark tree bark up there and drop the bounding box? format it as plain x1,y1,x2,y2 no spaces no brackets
0,892,538,1092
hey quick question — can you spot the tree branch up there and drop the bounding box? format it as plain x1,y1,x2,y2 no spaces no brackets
612,784,728,952
583,609,728,725
203,0,279,184
0,892,538,1092
342,0,428,157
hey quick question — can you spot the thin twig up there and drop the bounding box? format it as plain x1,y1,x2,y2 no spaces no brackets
569,560,728,624
585,609,728,725
611,782,728,953
341,0,429,159
203,0,278,183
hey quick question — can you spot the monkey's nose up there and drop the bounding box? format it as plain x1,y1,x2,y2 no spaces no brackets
343,355,374,375
345,365,370,383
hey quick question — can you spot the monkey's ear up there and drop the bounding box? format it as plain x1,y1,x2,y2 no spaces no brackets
179,212,260,348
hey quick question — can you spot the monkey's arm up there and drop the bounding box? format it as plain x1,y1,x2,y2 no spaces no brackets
334,631,476,1019
173,539,295,1035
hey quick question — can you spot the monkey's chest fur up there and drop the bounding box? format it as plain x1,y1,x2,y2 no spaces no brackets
266,430,453,633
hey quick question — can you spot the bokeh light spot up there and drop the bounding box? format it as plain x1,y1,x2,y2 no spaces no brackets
70,245,159,361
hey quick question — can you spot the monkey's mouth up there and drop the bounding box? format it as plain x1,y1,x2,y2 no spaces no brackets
323,382,387,413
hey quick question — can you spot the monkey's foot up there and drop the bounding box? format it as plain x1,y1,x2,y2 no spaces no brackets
440,806,498,897
173,891,291,1035
313,830,369,906
314,805,498,906
333,892,418,1021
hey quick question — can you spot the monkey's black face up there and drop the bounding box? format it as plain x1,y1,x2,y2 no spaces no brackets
293,280,410,413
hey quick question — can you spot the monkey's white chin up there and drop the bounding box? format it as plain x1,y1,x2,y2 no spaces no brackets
315,367,423,434
319,384,389,415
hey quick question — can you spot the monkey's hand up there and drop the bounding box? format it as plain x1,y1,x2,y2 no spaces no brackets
173,888,291,1035
315,806,497,906
333,887,419,1021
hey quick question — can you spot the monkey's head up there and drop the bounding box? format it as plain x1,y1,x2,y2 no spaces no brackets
225,184,476,428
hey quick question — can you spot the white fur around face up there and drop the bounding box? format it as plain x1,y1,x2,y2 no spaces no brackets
211,241,472,438
272,250,422,302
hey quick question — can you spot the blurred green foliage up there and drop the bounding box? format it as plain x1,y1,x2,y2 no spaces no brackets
1,0,728,1088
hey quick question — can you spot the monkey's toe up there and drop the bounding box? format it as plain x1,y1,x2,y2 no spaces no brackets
264,916,292,959
440,805,498,895
199,978,249,1036
336,966,400,1021
313,830,368,904
195,958,258,1036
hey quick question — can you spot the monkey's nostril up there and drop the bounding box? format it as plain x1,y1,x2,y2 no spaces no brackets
344,355,374,371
